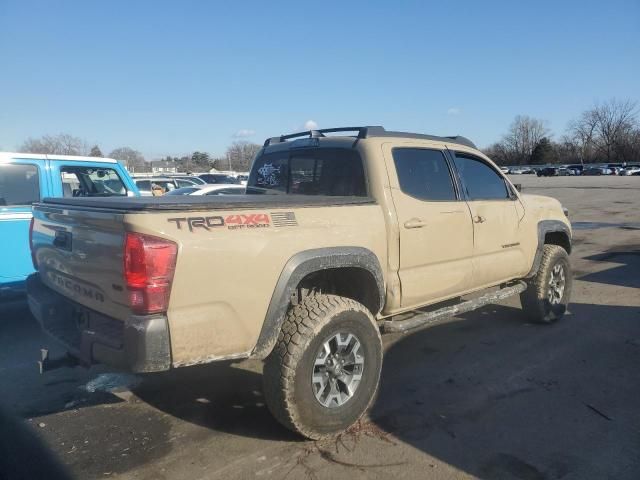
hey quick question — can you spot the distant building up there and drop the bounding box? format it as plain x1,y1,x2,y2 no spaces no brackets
151,161,177,174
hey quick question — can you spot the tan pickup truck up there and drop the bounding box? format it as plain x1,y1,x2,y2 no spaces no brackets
27,126,572,439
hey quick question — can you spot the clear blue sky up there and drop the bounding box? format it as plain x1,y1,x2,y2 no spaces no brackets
1,0,638,159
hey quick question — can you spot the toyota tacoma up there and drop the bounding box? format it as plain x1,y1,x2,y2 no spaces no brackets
27,126,572,439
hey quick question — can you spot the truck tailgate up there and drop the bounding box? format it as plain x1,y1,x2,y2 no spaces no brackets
31,204,130,321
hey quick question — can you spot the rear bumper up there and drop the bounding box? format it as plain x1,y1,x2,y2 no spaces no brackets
26,273,171,373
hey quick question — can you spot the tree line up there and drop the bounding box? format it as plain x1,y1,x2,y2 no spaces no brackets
15,97,639,170
484,98,640,165
17,136,261,173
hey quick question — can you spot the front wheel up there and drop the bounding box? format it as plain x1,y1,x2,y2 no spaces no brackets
520,244,572,323
263,294,383,440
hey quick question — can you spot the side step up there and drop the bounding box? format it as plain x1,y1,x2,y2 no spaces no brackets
383,281,527,334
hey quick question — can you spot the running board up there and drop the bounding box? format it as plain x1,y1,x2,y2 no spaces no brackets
383,281,527,334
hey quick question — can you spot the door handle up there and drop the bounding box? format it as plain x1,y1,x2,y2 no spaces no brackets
404,218,428,229
473,215,486,224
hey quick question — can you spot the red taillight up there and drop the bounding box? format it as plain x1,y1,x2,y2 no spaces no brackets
123,232,178,315
29,216,38,269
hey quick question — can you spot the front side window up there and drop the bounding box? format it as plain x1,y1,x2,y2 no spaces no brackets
0,164,40,206
248,148,366,196
392,148,456,201
61,166,127,197
454,154,509,200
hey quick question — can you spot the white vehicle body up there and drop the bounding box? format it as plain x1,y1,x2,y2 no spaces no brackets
621,167,640,176
190,184,245,195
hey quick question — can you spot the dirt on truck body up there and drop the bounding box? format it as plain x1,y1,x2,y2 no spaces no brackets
28,126,572,439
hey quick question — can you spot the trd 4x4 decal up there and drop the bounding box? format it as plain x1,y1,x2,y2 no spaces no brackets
168,212,297,232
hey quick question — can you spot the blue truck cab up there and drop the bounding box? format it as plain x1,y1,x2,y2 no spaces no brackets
0,152,139,297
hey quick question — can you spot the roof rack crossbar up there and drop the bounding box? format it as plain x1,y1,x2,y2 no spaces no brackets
264,127,383,146
263,126,476,149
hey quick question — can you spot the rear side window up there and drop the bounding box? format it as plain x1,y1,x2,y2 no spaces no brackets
61,166,127,197
135,180,152,191
248,148,366,196
453,154,509,200
0,164,40,206
392,148,456,201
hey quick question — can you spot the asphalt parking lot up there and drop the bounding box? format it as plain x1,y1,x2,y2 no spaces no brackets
1,175,639,480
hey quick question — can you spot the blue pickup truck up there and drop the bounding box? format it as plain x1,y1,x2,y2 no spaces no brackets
0,152,139,297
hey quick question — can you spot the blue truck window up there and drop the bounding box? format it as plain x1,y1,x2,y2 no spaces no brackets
60,166,127,197
0,164,40,206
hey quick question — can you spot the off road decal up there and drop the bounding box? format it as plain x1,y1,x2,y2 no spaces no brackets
168,211,297,232
225,214,270,230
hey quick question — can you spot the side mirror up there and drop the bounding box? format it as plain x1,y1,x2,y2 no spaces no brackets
514,183,522,192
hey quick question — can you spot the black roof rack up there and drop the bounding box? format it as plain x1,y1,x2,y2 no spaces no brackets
264,126,476,149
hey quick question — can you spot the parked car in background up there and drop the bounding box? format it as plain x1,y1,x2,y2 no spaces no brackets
0,152,138,296
537,167,559,177
583,166,613,176
565,164,584,175
621,166,640,176
499,166,510,174
165,184,246,196
134,177,181,196
198,173,241,184
169,175,207,186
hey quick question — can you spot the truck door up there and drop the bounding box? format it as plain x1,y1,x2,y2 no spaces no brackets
384,144,474,309
450,152,527,287
0,157,46,285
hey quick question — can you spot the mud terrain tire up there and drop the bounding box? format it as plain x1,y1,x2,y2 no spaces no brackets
520,244,572,324
263,294,382,439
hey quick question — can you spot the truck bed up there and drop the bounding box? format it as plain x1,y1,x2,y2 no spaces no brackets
39,194,375,212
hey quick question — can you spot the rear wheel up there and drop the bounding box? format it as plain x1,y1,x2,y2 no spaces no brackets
263,294,382,439
520,244,572,323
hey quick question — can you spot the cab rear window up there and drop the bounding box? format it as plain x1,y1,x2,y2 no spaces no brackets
0,164,40,206
247,148,366,196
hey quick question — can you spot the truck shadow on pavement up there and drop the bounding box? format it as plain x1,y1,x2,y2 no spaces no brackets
4,296,639,478
370,301,640,480
578,249,640,289
132,362,298,442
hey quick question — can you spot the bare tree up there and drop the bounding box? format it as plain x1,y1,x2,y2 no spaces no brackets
224,141,261,171
89,145,103,157
109,147,147,173
482,142,510,165
567,98,638,163
592,99,637,162
19,133,88,155
500,115,550,164
554,135,583,164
